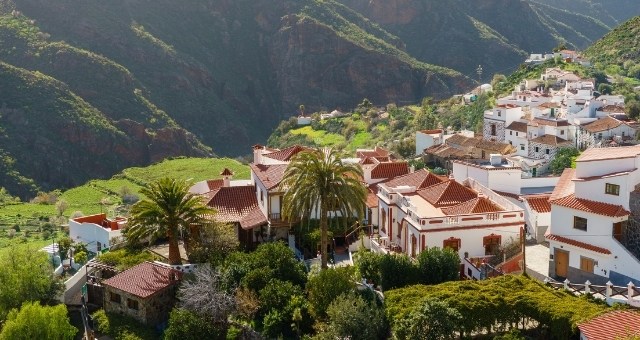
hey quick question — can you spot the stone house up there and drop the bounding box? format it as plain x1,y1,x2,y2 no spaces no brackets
102,261,182,326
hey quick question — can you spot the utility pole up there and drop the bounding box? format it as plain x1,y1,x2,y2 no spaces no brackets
476,65,483,84
521,226,526,276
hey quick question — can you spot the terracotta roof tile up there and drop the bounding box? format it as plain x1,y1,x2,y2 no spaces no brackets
206,179,224,191
441,197,502,215
263,145,310,161
425,144,468,158
550,168,576,201
102,262,182,299
529,134,571,146
506,121,528,133
220,168,234,176
546,234,611,254
523,194,551,213
475,137,514,153
531,118,569,127
597,105,626,113
578,310,640,340
356,147,390,160
383,169,445,190
417,180,477,207
366,185,379,208
206,186,267,229
420,129,442,134
582,116,623,133
494,190,522,200
446,134,478,147
551,194,630,217
371,162,409,180
250,164,288,190
577,145,640,162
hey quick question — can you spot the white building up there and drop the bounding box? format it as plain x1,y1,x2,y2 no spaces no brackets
69,214,125,254
373,169,524,261
415,129,443,156
547,146,640,285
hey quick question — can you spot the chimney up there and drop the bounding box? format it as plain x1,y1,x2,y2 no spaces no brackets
252,144,263,165
220,168,234,187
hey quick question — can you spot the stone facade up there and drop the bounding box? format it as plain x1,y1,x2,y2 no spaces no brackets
483,119,505,142
103,284,178,326
528,142,559,160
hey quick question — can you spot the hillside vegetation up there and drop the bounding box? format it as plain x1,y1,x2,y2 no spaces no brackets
0,157,249,230
1,0,639,198
584,16,640,67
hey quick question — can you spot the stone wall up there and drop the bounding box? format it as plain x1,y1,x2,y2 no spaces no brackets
104,285,177,326
527,142,558,160
483,120,505,142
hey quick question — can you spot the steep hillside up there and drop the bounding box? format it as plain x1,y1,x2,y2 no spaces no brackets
337,0,615,77
584,16,640,66
533,0,640,27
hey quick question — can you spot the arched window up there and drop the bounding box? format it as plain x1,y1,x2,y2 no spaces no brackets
483,234,501,255
443,237,461,252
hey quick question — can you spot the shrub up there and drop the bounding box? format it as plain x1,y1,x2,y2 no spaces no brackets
394,298,461,340
306,266,355,319
164,308,225,340
92,309,157,340
325,293,387,340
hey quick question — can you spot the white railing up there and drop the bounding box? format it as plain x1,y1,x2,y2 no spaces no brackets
407,210,523,231
545,278,640,307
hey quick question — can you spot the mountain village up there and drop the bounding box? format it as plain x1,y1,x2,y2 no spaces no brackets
31,50,640,339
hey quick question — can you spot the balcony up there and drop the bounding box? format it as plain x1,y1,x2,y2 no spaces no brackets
268,213,292,227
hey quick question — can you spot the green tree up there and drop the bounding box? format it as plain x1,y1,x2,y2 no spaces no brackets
394,298,462,340
0,302,77,340
55,199,68,217
187,221,239,265
598,83,613,95
379,254,418,291
0,245,63,319
354,251,382,286
306,266,355,319
74,251,88,265
164,308,225,340
57,236,73,261
549,147,580,175
280,148,366,269
126,178,214,264
416,247,460,284
325,293,387,340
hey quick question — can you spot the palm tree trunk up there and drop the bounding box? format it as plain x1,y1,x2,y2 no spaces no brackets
167,226,182,265
320,201,328,269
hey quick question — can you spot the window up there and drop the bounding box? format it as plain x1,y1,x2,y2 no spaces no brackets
520,144,525,151
516,132,519,137
110,292,121,304
127,298,139,310
605,183,620,196
498,111,502,117
510,131,513,136
561,130,565,135
509,141,513,145
491,124,497,136
381,209,387,233
443,237,461,252
573,216,588,231
483,234,501,255
97,242,102,252
545,149,550,155
535,146,539,153
260,190,264,203
580,257,595,273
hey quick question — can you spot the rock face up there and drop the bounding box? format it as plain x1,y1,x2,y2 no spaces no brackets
269,15,469,113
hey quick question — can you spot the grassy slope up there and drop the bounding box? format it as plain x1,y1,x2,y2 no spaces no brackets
0,157,250,229
584,16,640,65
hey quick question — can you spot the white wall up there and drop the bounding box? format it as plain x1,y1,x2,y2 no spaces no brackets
415,131,441,156
550,205,626,251
69,220,120,253
574,175,631,209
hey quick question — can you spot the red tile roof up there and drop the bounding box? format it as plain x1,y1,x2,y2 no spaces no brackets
529,134,571,146
549,168,576,201
417,180,477,207
582,116,623,133
371,162,409,180
420,129,442,134
366,185,379,208
523,194,551,213
494,190,522,201
576,145,640,162
531,118,569,127
356,147,390,160
546,234,611,254
551,194,630,217
579,310,640,340
506,121,528,133
425,144,468,158
441,197,502,215
206,186,267,229
206,179,224,191
383,169,445,190
250,163,288,190
102,262,182,299
597,105,626,113
220,168,234,176
263,145,310,161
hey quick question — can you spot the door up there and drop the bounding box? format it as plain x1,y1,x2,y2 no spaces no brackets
554,249,569,278
613,222,625,243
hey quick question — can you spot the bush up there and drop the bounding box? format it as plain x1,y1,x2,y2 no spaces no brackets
394,298,461,340
325,293,387,340
354,251,382,286
96,249,158,271
306,267,355,319
0,302,77,339
416,247,460,285
164,308,225,340
92,310,157,340
379,254,418,291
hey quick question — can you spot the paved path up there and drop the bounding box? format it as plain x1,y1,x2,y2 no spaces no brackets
525,242,550,281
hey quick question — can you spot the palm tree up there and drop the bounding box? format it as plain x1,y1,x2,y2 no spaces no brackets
280,148,366,269
127,178,214,265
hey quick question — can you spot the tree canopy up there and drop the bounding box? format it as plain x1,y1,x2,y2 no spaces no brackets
0,302,77,340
